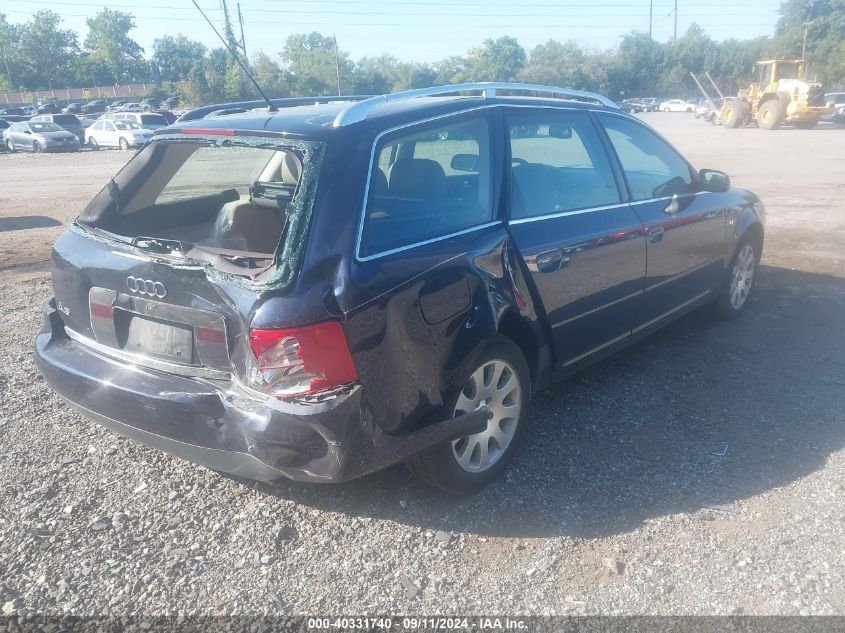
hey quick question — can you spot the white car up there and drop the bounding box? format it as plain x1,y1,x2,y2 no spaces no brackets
85,119,153,150
659,99,695,112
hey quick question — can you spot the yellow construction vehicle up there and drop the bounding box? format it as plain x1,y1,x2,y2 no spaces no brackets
721,59,833,130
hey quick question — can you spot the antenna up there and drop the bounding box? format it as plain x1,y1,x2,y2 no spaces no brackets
190,0,277,112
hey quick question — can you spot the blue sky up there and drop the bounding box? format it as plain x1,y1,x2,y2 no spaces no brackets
7,0,784,62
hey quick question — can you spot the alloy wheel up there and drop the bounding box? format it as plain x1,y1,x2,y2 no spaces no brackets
730,244,756,310
451,359,522,473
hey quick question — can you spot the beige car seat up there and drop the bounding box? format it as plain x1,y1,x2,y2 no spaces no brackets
213,152,300,254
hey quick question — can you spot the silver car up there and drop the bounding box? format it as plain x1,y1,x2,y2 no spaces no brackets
3,121,80,153
84,119,153,150
30,113,85,144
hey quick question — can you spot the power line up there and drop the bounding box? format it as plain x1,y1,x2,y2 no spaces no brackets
2,10,775,27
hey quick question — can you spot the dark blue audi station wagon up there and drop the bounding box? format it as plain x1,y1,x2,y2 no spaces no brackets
35,83,765,493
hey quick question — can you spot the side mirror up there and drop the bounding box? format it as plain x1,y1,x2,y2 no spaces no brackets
23,130,32,135
699,168,730,193
450,153,479,172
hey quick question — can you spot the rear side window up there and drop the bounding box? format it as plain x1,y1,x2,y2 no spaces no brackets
508,111,621,219
141,114,167,127
361,114,494,257
599,115,694,200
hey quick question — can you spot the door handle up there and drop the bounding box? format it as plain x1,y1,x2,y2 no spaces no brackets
663,194,680,215
535,249,564,273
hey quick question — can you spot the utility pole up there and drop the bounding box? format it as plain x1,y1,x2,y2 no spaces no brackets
802,21,813,60
673,0,678,39
237,3,247,58
649,0,653,39
333,35,341,96
2,47,12,90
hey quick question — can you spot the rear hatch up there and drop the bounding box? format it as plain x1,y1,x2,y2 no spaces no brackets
51,132,324,381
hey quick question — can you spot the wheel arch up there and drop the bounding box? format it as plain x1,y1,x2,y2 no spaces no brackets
496,310,541,389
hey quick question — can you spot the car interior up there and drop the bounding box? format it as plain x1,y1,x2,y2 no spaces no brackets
363,118,493,255
85,142,301,273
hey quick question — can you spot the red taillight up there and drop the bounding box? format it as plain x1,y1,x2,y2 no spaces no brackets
248,322,358,398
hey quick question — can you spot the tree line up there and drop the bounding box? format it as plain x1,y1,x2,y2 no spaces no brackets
1,0,842,106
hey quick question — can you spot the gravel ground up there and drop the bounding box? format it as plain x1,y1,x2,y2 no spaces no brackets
1,116,844,617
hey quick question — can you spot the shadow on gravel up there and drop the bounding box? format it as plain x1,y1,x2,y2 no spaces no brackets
255,265,845,538
0,216,61,232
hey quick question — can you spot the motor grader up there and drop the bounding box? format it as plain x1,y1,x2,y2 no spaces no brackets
721,59,833,130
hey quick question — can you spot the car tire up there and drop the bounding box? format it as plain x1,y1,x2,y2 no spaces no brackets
757,100,784,130
88,137,99,150
119,137,129,150
5,139,14,152
406,336,531,495
32,141,42,153
713,237,760,319
663,107,670,112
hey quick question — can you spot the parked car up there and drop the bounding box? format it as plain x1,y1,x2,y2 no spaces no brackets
0,118,9,149
84,119,153,150
619,99,644,113
117,102,143,112
823,92,845,122
36,102,63,115
81,100,108,114
21,106,36,116
0,107,27,117
139,98,161,111
695,99,723,122
639,97,660,112
158,111,178,124
660,99,695,112
106,100,127,112
101,112,170,130
30,113,85,144
35,82,765,493
3,120,80,152
78,116,99,130
63,103,83,114
163,96,181,109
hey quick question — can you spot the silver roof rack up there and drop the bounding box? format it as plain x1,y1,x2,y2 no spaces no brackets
332,82,618,127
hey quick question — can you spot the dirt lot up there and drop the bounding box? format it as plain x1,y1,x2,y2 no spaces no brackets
0,115,844,616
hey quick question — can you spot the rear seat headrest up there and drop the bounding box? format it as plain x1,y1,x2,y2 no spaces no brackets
281,152,301,185
389,158,446,200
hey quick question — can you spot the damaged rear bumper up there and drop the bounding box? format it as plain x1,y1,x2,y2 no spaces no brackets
35,298,485,483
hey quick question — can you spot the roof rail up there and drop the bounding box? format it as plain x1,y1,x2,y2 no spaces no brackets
332,82,618,127
178,95,372,123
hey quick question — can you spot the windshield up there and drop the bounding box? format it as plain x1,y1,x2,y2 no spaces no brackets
776,62,800,80
115,121,142,130
30,122,62,133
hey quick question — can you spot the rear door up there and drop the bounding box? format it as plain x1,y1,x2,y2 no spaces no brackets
504,108,647,368
345,109,506,433
598,114,726,329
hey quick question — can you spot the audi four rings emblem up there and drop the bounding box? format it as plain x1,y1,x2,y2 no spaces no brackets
126,276,167,298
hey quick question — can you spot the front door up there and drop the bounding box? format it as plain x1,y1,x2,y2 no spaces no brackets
598,114,727,329
504,109,647,368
